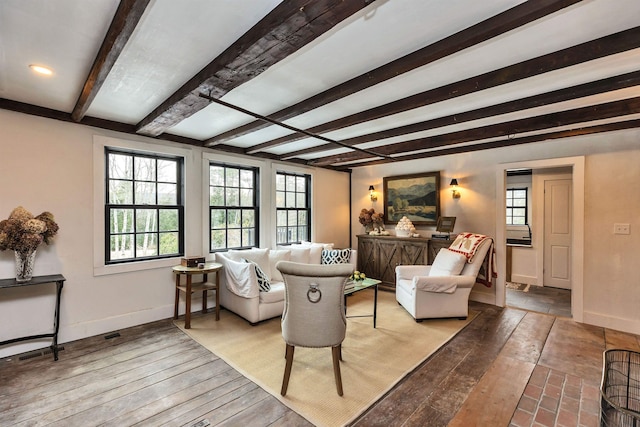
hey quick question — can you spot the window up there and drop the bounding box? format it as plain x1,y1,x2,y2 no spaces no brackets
506,188,528,225
276,172,310,244
209,163,259,251
105,148,184,263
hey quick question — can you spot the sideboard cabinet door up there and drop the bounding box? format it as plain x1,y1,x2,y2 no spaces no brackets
357,235,377,280
357,235,433,291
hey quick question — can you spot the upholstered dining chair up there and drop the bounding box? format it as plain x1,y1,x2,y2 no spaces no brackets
276,261,354,396
396,235,493,321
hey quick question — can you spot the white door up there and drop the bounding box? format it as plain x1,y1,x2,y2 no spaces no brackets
543,179,572,289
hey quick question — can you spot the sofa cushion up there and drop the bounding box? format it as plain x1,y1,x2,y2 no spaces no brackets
291,242,331,264
269,249,291,282
227,248,271,280
242,259,271,292
429,249,467,276
259,281,285,304
288,246,311,264
321,248,352,264
300,241,334,250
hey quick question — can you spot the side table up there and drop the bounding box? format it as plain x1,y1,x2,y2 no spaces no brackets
0,274,65,361
172,262,222,329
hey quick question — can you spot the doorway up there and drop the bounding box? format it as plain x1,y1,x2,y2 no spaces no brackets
495,157,585,323
505,168,572,317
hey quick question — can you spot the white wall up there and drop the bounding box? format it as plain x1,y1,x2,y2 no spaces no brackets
351,129,640,335
0,110,351,358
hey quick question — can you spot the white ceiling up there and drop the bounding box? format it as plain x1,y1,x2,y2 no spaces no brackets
1,0,639,169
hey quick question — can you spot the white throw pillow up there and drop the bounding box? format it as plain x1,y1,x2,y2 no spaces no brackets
288,246,311,264
429,249,467,277
297,241,334,262
269,249,291,282
227,248,271,280
300,241,334,250
307,244,326,264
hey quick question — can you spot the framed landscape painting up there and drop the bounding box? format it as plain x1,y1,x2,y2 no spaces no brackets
383,172,440,225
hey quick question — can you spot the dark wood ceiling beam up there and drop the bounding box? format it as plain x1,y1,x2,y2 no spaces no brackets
135,0,370,137
71,0,151,122
339,118,640,169
253,25,640,152
0,98,346,171
207,0,581,147
307,96,640,166
281,70,640,159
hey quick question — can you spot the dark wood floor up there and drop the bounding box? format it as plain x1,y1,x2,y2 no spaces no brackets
1,297,639,427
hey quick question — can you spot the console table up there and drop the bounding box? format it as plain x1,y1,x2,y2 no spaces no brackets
0,274,65,361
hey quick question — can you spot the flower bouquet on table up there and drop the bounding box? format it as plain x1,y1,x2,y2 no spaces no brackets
350,270,366,282
0,206,59,282
346,270,366,290
358,208,389,235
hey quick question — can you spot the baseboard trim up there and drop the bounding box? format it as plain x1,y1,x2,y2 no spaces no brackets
582,310,640,335
470,290,496,306
0,294,218,359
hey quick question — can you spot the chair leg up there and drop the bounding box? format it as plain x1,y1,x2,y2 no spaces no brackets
332,345,343,396
281,344,295,396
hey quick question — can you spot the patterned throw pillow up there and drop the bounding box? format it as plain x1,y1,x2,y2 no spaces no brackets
242,258,271,292
321,248,351,265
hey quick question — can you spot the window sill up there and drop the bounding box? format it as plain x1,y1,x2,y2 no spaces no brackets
94,257,182,277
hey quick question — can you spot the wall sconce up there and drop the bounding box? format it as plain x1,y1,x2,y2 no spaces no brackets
369,185,378,202
450,179,461,199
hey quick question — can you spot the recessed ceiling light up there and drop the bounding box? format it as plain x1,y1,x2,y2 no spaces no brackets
29,64,53,75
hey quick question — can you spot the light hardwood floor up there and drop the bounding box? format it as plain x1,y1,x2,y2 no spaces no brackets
1,296,639,426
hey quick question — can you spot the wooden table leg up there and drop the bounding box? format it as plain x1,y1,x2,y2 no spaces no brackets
174,274,180,320
202,273,208,313
185,275,192,329
215,270,220,321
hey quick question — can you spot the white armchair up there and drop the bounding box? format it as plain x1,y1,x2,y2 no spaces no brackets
395,237,493,321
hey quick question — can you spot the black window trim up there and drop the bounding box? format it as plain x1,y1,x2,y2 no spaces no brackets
208,161,260,252
276,170,311,245
105,147,185,264
506,186,528,225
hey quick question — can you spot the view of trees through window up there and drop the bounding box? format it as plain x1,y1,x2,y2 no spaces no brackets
106,149,183,263
276,172,310,244
209,163,258,251
506,188,528,225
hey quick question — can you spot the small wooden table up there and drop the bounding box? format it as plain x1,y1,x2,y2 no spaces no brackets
0,274,65,361
172,263,222,329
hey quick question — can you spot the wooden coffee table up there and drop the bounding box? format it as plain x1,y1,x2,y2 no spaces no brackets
344,278,381,328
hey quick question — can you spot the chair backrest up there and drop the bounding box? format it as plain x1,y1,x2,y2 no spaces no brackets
459,238,493,278
276,261,353,348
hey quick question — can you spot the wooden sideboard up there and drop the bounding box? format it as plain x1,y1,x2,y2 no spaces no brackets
357,235,452,291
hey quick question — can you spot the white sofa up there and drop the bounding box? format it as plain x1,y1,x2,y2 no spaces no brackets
215,244,356,325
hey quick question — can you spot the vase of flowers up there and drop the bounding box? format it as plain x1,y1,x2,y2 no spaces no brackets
0,206,59,282
358,208,384,233
15,250,37,282
350,270,366,282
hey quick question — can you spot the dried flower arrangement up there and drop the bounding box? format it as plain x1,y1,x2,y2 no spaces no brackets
358,208,384,229
0,206,59,255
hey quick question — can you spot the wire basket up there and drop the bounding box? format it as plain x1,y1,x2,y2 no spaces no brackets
601,349,640,426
